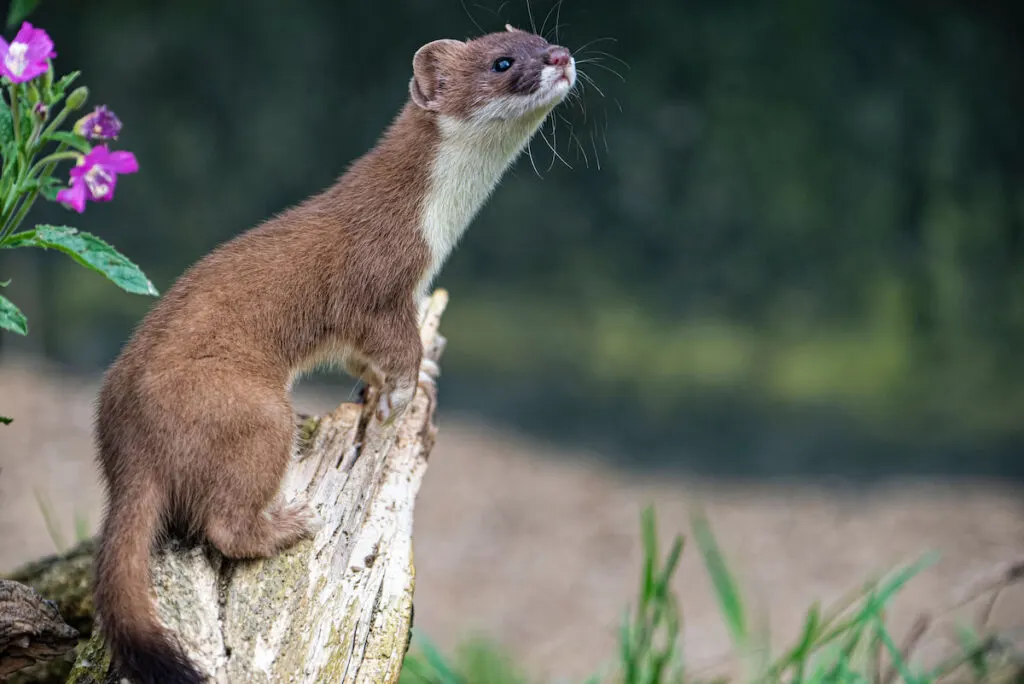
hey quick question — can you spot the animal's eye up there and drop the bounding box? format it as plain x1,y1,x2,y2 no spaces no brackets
492,57,514,73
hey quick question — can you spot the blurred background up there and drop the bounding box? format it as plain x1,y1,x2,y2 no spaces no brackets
1,0,1022,680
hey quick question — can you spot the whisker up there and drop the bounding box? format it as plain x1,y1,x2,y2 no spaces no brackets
577,70,606,98
543,116,558,172
570,82,589,122
557,112,588,169
576,86,589,123
546,22,570,41
590,128,601,171
573,125,590,167
579,48,631,70
576,60,626,83
474,1,510,23
461,0,485,34
526,0,537,34
525,134,542,178
572,36,618,53
540,0,563,39
555,0,565,43
540,116,572,171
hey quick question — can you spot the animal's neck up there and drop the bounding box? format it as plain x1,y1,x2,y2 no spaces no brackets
417,111,548,292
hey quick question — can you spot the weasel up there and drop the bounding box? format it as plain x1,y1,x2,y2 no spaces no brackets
92,25,576,684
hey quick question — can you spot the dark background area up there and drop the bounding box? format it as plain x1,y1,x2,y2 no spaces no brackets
2,0,1023,481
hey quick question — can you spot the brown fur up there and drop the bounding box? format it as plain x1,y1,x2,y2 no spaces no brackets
92,27,574,684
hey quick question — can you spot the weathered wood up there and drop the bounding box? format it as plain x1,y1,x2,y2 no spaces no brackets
4,540,95,641
0,579,79,680
1,541,95,684
45,288,450,684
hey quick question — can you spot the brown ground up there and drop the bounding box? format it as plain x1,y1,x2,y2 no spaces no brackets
1,357,1022,681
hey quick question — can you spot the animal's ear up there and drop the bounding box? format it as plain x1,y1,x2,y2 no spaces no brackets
410,39,465,111
505,23,522,33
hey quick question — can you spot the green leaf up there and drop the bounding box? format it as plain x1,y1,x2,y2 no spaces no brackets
41,183,61,201
50,70,80,102
19,175,61,195
6,0,41,30
0,416,11,425
5,225,159,296
42,131,92,154
0,293,27,334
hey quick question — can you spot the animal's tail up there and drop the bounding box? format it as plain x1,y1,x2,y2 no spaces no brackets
93,477,206,684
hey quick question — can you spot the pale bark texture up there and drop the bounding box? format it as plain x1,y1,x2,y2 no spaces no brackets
49,288,450,684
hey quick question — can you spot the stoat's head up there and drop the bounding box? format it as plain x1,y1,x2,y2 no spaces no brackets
409,25,576,123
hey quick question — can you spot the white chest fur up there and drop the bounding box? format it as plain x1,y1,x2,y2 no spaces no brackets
416,112,547,296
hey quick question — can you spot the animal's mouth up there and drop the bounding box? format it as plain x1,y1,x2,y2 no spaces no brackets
546,61,576,94
558,59,576,86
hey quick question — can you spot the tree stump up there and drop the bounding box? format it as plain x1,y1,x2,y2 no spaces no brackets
11,288,450,684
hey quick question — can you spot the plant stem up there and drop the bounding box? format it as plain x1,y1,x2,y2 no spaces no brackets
0,194,27,239
0,142,68,245
39,102,74,141
27,150,78,177
9,84,20,160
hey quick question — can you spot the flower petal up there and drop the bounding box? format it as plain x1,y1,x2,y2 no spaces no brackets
15,61,48,82
16,23,55,57
105,151,139,174
56,182,87,213
12,22,36,45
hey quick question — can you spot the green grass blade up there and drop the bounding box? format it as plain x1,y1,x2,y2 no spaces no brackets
33,488,66,553
872,615,919,684
775,602,820,681
74,510,90,543
654,535,684,600
414,632,464,684
690,509,747,648
641,505,657,607
620,608,638,683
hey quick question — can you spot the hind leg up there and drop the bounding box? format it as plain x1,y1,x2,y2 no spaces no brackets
199,391,321,560
206,497,320,559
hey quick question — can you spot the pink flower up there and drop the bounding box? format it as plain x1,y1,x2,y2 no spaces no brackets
57,146,139,214
0,22,56,84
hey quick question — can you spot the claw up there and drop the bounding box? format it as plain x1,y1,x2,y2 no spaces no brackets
375,389,393,424
420,358,440,380
415,373,439,453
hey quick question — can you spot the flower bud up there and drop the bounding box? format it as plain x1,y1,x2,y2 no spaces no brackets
41,64,53,92
73,105,122,141
65,86,89,111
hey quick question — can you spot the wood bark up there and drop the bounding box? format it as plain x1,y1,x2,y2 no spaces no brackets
2,288,449,684
0,580,79,680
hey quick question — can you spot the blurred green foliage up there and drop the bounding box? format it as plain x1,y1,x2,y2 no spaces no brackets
400,507,1024,683
1,0,1022,475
